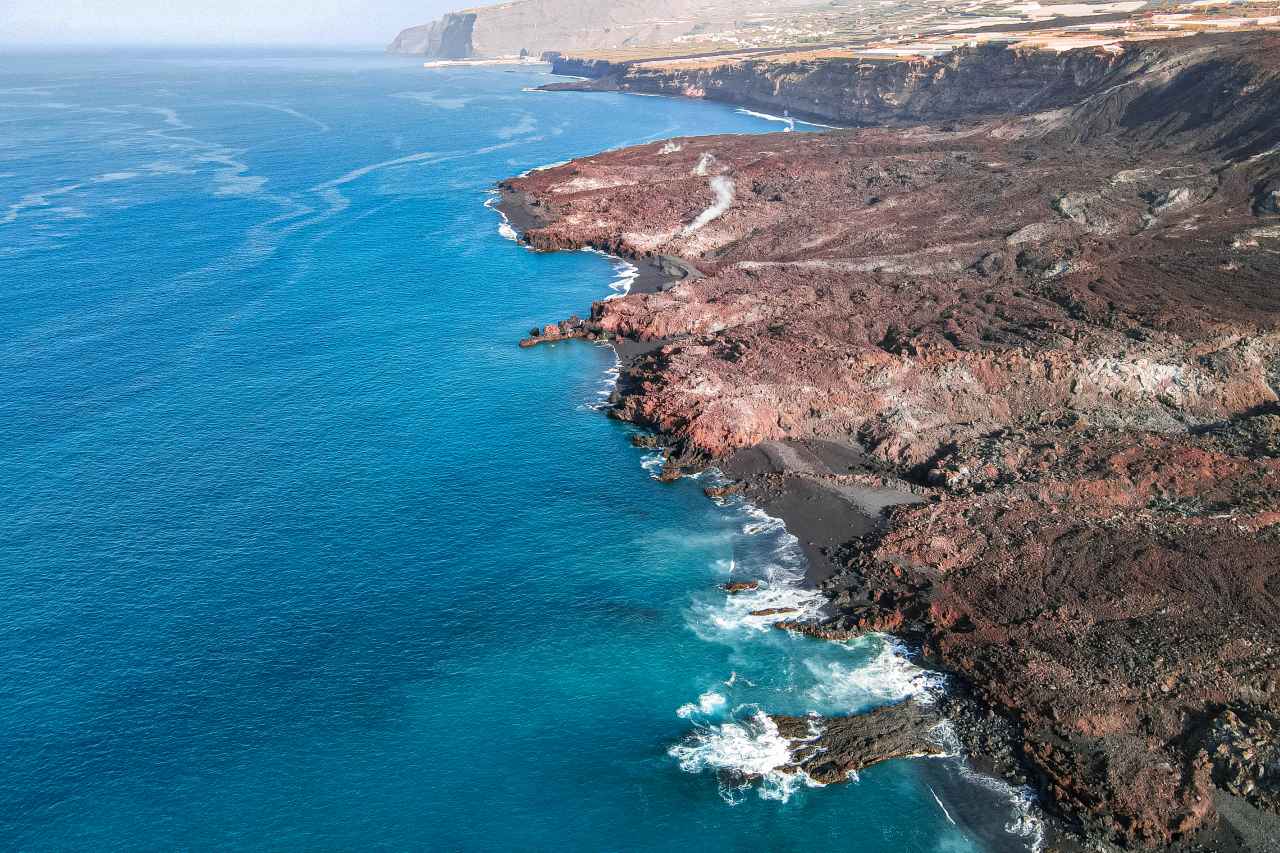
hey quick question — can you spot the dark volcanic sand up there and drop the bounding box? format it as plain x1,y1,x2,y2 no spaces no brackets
722,440,921,585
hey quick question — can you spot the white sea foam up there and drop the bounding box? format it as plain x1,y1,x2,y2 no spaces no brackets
582,358,621,413
92,172,140,184
735,108,839,131
232,101,331,133
929,721,1045,853
668,709,823,804
484,192,528,246
676,690,728,719
673,491,971,813
803,636,946,712
685,499,819,638
694,588,822,638
582,247,638,299
392,91,473,111
3,182,84,224
517,159,570,178
497,113,539,140
930,785,958,825
740,504,787,537
957,767,1046,853
736,108,797,132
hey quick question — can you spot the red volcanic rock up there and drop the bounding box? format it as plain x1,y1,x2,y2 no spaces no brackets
720,581,759,593
508,36,1280,466
508,31,1280,850
519,315,592,348
834,424,1280,847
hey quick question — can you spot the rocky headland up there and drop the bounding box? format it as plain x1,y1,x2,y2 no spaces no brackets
504,29,1280,851
388,0,826,59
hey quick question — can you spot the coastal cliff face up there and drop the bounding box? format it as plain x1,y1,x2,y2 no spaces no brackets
506,32,1280,849
388,13,478,59
546,38,1258,127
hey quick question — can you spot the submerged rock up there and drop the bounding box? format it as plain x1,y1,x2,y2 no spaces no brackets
750,607,798,617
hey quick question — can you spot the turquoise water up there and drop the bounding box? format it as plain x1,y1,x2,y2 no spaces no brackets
0,50,1032,851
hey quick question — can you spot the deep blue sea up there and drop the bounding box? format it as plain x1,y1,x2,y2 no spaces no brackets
0,49,1040,851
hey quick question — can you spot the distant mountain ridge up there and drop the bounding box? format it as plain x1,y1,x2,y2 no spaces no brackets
387,0,824,59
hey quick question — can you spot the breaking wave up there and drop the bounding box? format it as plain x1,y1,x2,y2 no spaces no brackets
930,722,1046,853
582,247,638,298
735,108,839,131
668,708,824,804
484,192,525,245
669,488,952,805
676,691,728,719
802,637,946,711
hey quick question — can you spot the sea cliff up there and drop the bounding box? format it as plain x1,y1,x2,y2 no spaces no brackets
506,31,1280,851
544,38,1229,128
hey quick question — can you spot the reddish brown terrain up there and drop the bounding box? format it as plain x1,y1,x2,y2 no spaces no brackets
504,31,1280,852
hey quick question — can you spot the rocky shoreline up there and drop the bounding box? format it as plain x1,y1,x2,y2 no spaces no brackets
500,31,1280,852
499,186,1075,853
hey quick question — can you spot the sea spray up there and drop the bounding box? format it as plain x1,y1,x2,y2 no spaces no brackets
667,708,824,805
802,636,946,711
676,690,728,719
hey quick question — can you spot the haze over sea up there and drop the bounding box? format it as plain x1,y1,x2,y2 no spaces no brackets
0,50,1035,851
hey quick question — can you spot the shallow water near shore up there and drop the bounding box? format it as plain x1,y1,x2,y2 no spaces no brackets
1,49,1033,851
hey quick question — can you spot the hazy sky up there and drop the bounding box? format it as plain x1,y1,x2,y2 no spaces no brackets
0,0,465,45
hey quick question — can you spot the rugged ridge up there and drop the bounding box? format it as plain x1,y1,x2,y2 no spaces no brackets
506,31,1280,850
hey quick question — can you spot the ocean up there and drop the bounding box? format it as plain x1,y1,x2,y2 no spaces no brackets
0,49,1038,851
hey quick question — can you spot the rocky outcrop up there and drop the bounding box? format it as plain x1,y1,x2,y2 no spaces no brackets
771,702,945,783
506,31,1280,850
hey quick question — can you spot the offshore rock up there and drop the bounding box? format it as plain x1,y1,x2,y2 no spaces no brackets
771,701,945,783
